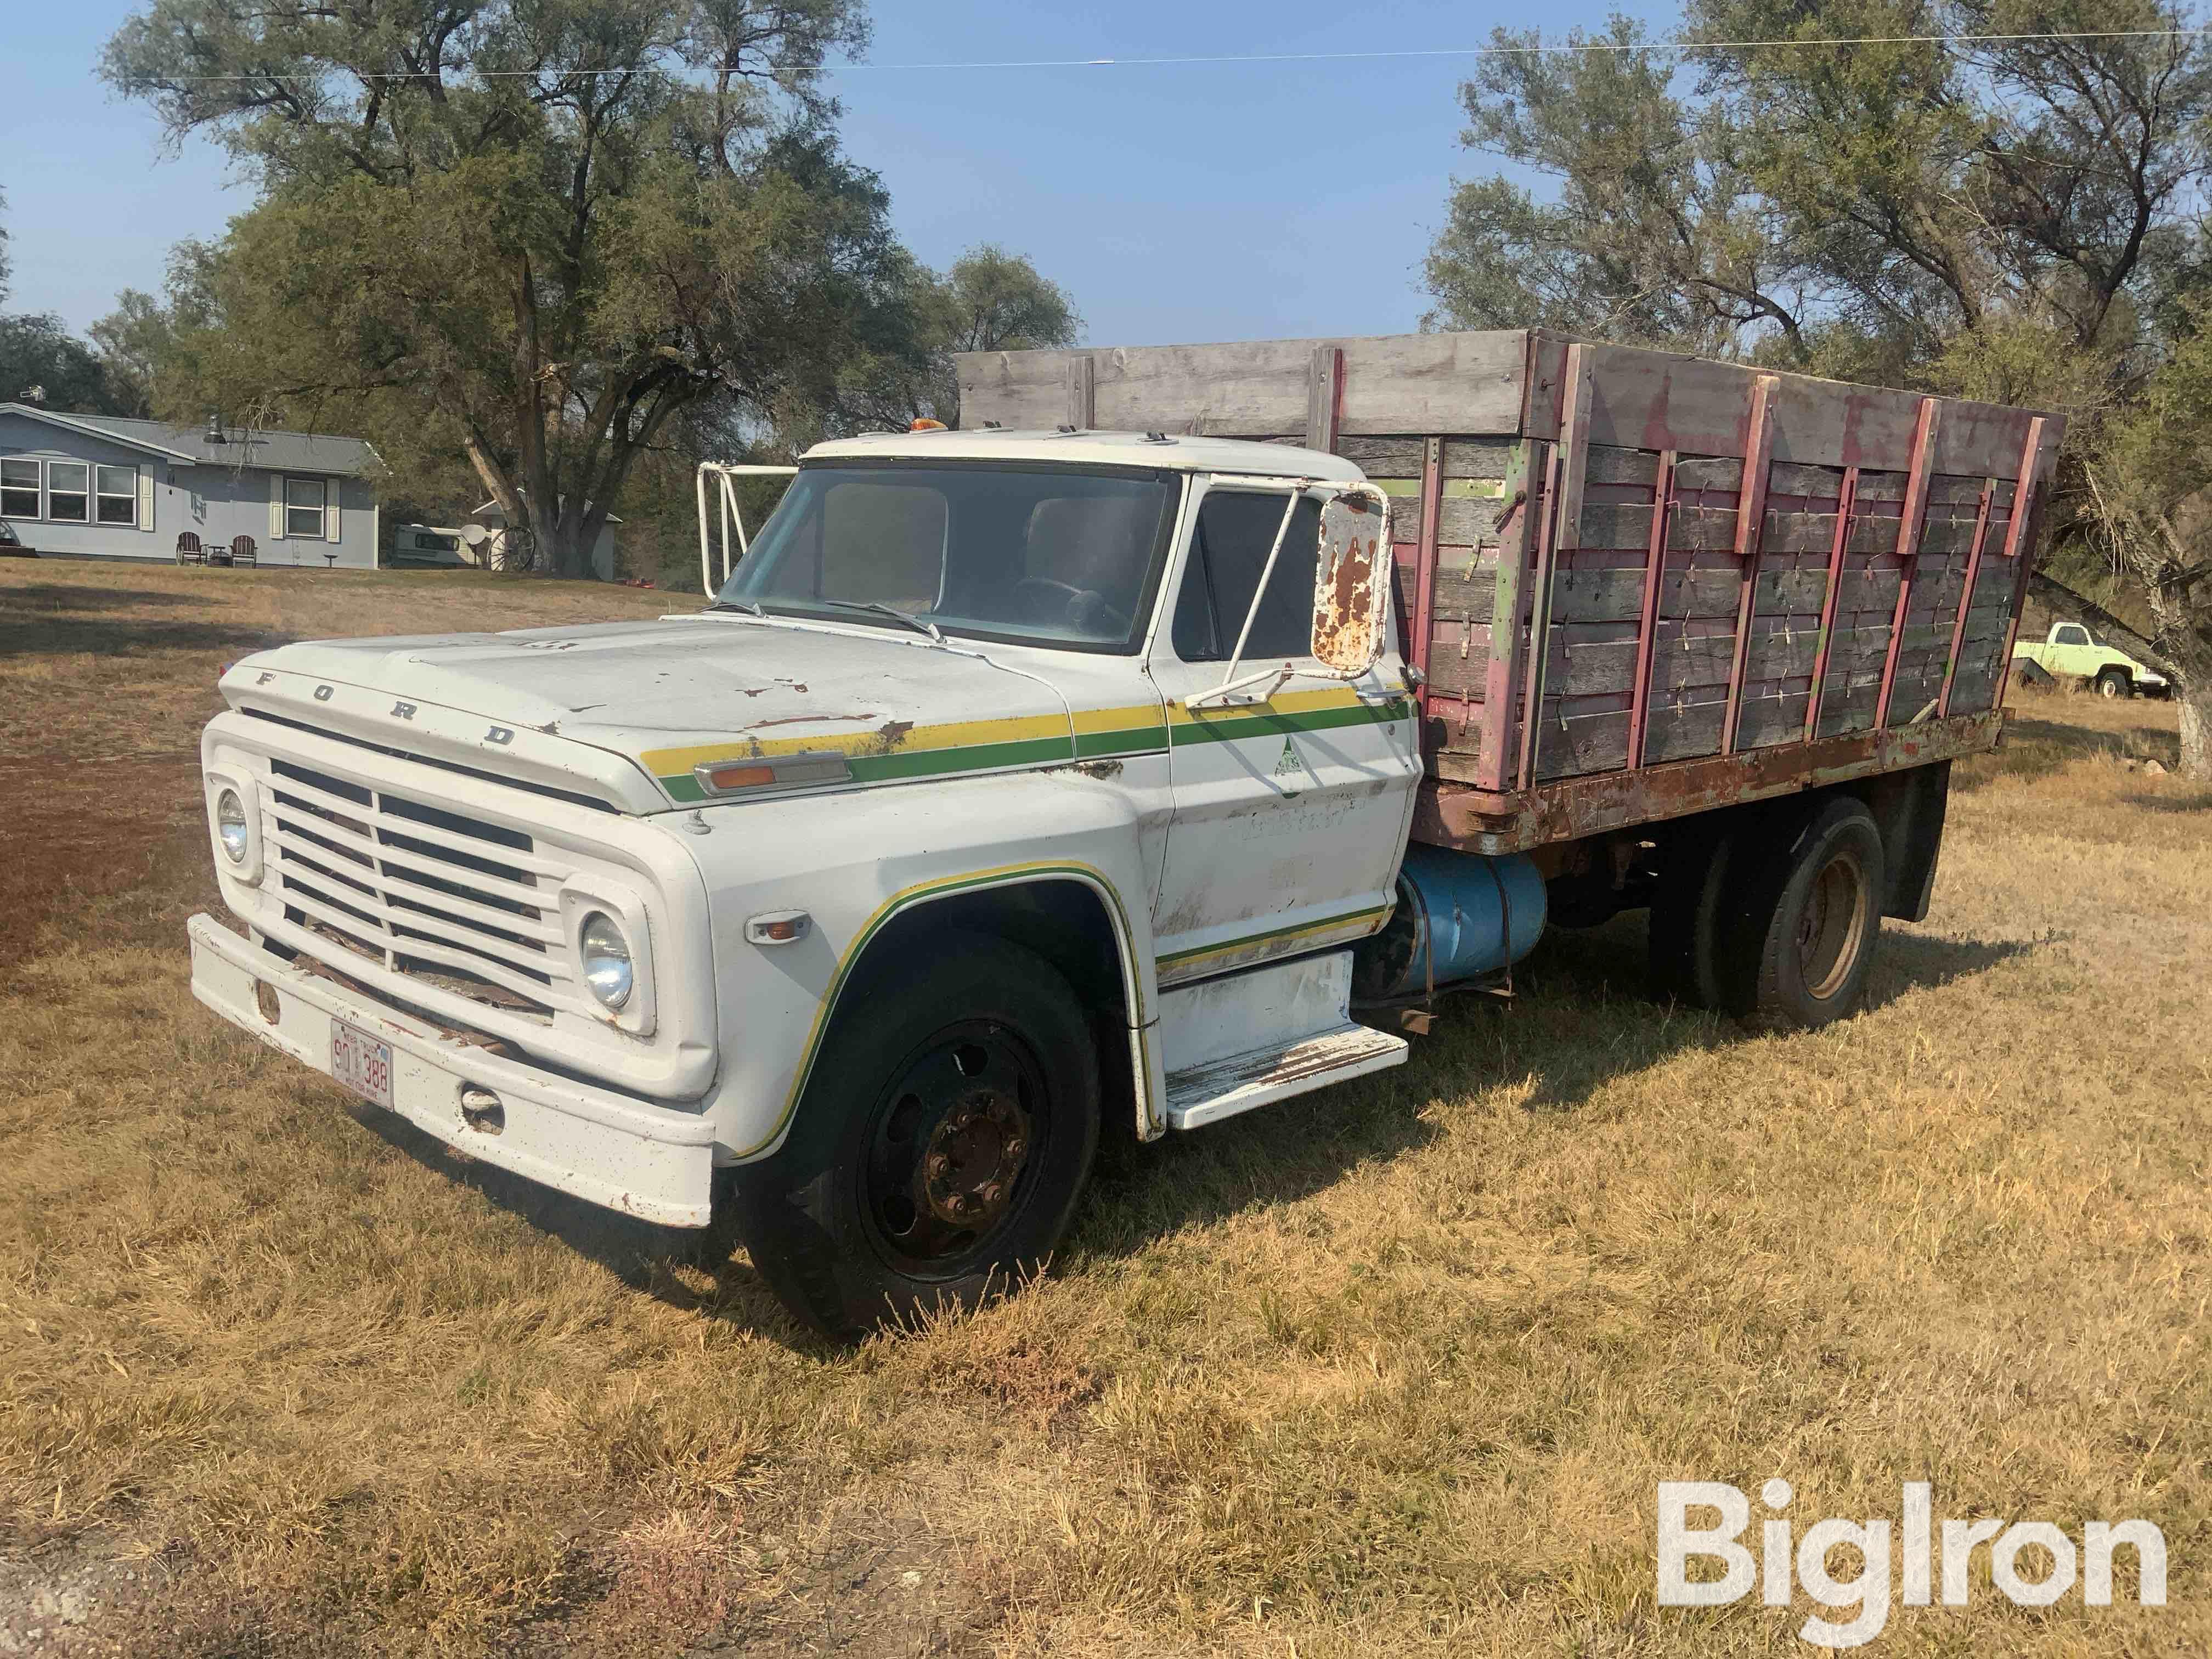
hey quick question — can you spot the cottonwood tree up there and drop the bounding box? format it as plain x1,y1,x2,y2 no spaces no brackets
103,0,935,577
1425,0,2212,774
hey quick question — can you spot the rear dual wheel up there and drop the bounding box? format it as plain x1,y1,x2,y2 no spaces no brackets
1650,798,1885,1029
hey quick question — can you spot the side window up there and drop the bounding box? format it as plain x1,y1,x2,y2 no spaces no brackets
1171,490,1322,663
821,482,946,608
2055,625,2090,646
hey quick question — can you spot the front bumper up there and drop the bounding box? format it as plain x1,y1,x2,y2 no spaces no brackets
188,914,716,1226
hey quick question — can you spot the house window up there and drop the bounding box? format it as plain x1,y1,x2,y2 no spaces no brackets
95,465,138,526
284,476,326,539
0,459,37,520
46,461,89,523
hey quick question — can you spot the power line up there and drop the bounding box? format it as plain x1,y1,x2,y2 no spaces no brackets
152,26,2212,83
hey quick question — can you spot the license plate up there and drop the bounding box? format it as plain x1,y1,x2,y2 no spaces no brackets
330,1018,394,1110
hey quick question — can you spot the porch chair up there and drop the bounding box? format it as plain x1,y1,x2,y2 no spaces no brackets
174,532,205,566
229,534,258,568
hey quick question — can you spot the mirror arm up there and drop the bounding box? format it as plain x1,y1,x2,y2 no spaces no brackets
1184,661,1296,710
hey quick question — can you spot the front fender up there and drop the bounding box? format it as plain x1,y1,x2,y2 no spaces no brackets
674,770,1163,1162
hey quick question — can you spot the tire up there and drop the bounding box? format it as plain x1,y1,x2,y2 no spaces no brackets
1647,824,1734,1009
2096,667,2131,699
1714,798,1885,1029
726,932,1100,1342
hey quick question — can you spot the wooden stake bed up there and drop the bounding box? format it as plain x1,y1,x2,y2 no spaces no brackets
956,330,2063,854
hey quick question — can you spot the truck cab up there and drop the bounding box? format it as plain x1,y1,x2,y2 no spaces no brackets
187,430,1425,1339
2015,621,2169,698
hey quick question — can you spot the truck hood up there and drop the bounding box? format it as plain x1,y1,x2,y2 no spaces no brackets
234,617,1094,805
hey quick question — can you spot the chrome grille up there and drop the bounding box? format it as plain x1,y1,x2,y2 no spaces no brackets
266,758,569,1020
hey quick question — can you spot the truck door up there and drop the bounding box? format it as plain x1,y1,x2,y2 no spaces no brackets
1144,475,1421,985
2042,623,2093,676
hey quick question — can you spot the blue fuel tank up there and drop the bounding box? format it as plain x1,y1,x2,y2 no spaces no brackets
1351,845,1548,1000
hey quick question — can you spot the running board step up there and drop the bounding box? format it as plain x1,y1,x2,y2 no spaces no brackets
1164,1020,1408,1131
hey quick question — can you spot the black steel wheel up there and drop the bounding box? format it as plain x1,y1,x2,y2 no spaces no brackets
727,932,1099,1342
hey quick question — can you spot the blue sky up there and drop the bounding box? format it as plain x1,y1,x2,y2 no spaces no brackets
2,1,1634,347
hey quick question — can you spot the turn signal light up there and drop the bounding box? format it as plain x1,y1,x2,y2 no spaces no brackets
701,761,777,791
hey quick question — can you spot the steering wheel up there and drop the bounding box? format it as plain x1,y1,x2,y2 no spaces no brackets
1012,577,1127,635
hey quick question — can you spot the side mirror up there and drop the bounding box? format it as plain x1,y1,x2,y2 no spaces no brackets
1311,485,1391,677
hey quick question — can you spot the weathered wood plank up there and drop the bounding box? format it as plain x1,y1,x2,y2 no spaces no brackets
1534,707,1632,780
1837,567,1904,612
1578,501,1662,549
1769,461,1848,498
1550,567,1651,624
1737,692,1814,750
1585,445,1662,486
1668,506,1741,551
1672,456,1746,492
1430,561,1501,625
1761,510,1842,555
1753,568,1829,614
1649,623,1739,691
1926,475,1990,506
1655,566,1746,620
957,331,1537,438
1745,625,1820,681
1396,496,1506,548
1645,697,1729,763
1918,517,1984,556
1538,637,1642,697
1424,640,1493,697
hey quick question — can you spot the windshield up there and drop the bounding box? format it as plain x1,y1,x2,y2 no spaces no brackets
716,464,1177,652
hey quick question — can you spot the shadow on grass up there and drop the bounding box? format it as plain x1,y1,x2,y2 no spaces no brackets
2123,789,2212,814
340,909,2044,1348
0,612,284,660
0,580,208,612
1956,709,2180,791
341,1105,821,1345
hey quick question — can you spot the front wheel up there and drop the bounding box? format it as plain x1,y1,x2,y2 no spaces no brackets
728,933,1100,1342
2096,667,2131,700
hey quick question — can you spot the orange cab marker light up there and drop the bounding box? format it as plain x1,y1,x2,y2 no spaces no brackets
911,418,948,431
702,761,777,791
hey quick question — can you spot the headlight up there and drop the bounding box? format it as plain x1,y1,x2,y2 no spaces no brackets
579,911,634,1010
216,788,250,864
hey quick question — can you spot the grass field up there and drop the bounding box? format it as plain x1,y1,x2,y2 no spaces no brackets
2,560,2207,1656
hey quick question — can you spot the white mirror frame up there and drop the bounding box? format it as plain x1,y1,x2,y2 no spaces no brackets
697,462,800,598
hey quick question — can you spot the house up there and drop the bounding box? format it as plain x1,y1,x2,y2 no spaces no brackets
0,405,382,568
471,495,623,579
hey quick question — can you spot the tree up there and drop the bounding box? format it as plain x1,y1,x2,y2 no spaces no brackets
0,185,12,307
101,0,939,578
0,315,116,413
1425,2,2212,775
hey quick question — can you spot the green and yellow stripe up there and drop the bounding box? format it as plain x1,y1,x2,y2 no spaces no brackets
639,687,1414,803
1156,900,1395,977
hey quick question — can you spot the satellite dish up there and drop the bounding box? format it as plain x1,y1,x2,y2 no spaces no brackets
460,523,489,548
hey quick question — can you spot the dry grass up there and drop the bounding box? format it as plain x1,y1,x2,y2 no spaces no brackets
2,560,2208,1656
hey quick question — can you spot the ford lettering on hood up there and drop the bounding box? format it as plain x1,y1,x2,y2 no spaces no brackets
222,616,1120,808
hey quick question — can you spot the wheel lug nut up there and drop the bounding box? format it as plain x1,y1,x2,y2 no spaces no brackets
928,1154,950,1177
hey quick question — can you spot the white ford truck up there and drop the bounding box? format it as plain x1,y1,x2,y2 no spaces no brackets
188,332,2057,1338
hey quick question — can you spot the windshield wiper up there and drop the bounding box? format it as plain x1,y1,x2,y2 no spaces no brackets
704,599,764,617
815,599,944,644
